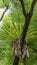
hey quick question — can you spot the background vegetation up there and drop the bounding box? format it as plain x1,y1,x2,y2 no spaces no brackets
0,0,37,65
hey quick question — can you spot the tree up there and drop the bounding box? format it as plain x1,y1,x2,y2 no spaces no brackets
13,0,37,65
0,0,37,65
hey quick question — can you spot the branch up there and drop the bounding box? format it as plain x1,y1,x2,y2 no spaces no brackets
29,0,37,17
23,56,27,65
22,0,37,41
20,0,27,17
20,0,37,52
13,56,19,65
0,0,9,21
0,6,8,21
19,0,37,65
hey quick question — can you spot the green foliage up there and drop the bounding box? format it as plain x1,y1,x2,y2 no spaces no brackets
0,0,37,65
0,0,4,7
